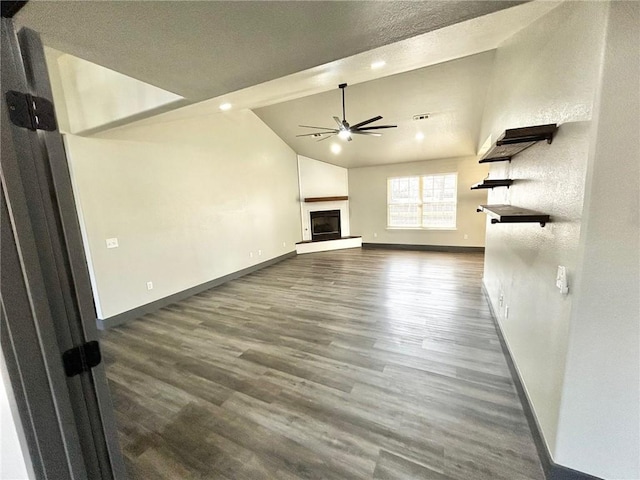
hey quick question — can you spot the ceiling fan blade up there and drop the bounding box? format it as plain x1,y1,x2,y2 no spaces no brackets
317,133,336,142
299,124,335,130
350,131,382,137
354,125,397,131
350,115,383,130
296,131,338,137
333,116,344,129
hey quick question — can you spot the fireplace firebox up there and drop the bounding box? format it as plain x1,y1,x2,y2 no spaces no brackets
310,210,341,242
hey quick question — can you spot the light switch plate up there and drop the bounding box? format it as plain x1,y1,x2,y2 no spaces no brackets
556,266,569,294
106,238,118,249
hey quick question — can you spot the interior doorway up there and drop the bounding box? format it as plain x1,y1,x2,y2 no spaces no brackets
1,12,126,480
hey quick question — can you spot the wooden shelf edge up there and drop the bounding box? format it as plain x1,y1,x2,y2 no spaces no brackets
479,123,558,164
476,204,550,227
478,156,512,164
497,123,558,146
304,196,349,203
470,179,513,190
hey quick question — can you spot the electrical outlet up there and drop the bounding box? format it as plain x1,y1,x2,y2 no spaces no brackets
463,234,469,240
283,242,286,247
258,249,262,256
250,252,253,258
146,281,153,290
106,238,118,249
505,305,509,319
373,232,378,238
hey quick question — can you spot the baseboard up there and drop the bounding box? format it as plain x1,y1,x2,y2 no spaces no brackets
97,251,296,330
481,282,603,480
362,243,484,253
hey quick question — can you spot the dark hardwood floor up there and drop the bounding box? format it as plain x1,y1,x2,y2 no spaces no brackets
100,248,544,480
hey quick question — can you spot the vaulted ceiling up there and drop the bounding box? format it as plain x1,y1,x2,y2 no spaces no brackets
254,51,495,168
15,1,560,167
15,1,523,102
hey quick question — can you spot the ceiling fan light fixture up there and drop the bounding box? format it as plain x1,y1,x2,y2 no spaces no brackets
298,84,397,142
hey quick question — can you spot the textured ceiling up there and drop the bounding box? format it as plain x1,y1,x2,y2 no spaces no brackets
254,51,496,168
16,0,561,167
16,1,523,102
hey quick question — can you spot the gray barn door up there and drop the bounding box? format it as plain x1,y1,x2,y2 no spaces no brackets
1,17,126,480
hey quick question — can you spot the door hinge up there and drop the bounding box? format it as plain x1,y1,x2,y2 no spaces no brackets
5,90,57,131
62,341,102,377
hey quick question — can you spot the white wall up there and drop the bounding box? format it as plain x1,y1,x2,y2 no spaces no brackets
297,155,350,241
348,156,488,246
554,2,640,478
45,47,183,134
297,155,348,198
478,2,637,478
65,109,301,319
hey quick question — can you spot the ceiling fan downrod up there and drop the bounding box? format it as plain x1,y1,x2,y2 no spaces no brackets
296,83,397,141
339,83,347,125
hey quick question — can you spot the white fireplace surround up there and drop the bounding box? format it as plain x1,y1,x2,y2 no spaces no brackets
301,200,350,242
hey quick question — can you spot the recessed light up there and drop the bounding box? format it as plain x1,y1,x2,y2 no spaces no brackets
371,60,386,70
415,132,425,141
219,103,232,111
331,143,342,154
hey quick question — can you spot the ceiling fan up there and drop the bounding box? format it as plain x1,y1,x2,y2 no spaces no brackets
297,83,397,142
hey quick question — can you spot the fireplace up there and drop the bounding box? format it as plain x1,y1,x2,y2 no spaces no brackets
310,210,341,242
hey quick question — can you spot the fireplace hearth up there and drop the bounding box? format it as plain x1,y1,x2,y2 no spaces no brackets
310,210,341,242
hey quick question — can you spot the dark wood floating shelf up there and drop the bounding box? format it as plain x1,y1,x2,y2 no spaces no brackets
476,204,550,227
470,179,514,190
479,123,558,164
304,196,349,203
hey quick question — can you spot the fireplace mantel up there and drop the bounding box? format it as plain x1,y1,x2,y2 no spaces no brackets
304,196,348,203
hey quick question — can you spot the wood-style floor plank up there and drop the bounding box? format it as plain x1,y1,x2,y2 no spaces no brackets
101,248,544,480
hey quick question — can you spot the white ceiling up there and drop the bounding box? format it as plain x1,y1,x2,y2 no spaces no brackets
254,51,496,168
16,0,560,167
16,1,524,102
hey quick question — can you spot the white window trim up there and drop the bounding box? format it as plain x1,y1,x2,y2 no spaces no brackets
387,173,458,230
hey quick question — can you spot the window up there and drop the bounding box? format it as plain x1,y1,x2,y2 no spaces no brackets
387,173,457,229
